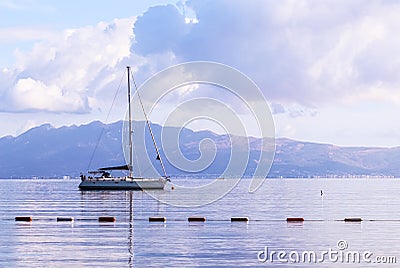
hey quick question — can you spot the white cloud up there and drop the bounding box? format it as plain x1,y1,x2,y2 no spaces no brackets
132,0,400,107
124,1,400,146
2,1,400,146
0,17,136,113
8,77,86,112
5,1,400,115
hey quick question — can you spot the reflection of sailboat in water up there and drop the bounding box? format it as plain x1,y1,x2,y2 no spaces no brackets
128,191,134,266
79,66,169,190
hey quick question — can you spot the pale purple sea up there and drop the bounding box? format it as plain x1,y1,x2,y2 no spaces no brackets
0,178,399,267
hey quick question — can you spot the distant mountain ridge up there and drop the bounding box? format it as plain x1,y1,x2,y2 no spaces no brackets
0,120,399,178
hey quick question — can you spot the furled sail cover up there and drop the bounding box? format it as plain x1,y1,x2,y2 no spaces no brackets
98,165,129,171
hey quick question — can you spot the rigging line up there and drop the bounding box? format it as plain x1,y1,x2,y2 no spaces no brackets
87,69,127,171
129,70,169,179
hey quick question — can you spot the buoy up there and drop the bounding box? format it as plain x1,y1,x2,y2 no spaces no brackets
57,217,74,222
231,217,249,222
344,218,362,222
149,217,166,222
99,216,116,222
286,217,304,222
188,216,206,222
15,216,32,222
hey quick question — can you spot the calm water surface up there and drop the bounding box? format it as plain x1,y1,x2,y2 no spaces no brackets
0,178,399,267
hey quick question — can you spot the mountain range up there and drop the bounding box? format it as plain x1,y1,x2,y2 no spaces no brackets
0,120,399,178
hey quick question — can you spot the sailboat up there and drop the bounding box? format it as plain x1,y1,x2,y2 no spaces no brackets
79,66,169,190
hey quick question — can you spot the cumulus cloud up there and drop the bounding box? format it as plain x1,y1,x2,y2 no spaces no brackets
3,0,400,118
132,4,189,55
131,0,400,109
0,17,135,113
8,77,87,112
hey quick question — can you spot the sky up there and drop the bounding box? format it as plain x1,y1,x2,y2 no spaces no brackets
1,0,400,147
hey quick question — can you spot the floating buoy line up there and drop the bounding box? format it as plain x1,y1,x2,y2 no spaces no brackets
9,216,400,224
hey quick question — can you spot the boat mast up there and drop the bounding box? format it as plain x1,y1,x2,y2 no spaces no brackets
127,66,133,177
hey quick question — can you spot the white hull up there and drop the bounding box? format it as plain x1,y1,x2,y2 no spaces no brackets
79,177,166,190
